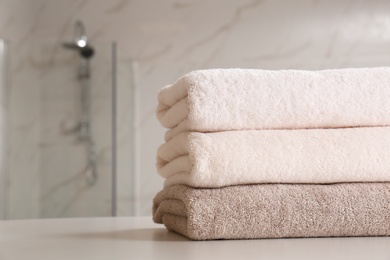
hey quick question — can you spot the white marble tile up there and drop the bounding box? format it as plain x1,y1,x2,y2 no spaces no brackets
1,0,390,218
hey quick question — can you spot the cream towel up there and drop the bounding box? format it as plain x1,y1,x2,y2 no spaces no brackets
157,68,390,141
153,184,390,240
157,127,390,188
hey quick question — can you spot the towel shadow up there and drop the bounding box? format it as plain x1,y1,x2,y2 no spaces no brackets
60,228,190,242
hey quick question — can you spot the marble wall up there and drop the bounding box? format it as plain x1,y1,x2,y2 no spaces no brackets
0,0,389,218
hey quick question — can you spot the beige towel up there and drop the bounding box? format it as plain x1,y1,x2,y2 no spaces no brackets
157,68,390,141
157,127,390,188
153,184,390,240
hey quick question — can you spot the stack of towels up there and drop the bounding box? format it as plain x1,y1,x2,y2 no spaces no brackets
152,68,390,240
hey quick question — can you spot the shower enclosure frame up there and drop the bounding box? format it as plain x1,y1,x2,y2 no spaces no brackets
0,39,7,219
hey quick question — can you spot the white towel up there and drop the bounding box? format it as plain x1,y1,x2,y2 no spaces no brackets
157,68,390,141
157,127,390,188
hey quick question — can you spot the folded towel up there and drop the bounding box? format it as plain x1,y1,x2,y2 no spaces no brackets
153,183,390,240
157,127,390,188
157,68,390,141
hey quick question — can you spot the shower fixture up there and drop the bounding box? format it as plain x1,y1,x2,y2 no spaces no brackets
63,20,95,59
63,20,97,186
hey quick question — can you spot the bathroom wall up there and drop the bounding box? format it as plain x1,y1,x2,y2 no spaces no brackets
0,0,389,218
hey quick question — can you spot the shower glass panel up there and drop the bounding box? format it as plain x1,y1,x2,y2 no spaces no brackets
113,45,138,216
2,33,124,219
0,39,6,219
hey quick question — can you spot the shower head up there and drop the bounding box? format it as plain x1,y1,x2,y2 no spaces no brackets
63,20,95,59
80,45,94,59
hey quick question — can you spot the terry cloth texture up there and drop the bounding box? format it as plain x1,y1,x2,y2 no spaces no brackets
157,68,390,141
153,184,390,240
157,127,390,188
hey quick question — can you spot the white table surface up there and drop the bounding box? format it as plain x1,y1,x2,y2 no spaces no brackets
0,217,390,260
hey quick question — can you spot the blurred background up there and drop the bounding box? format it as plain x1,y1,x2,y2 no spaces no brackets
0,0,389,219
